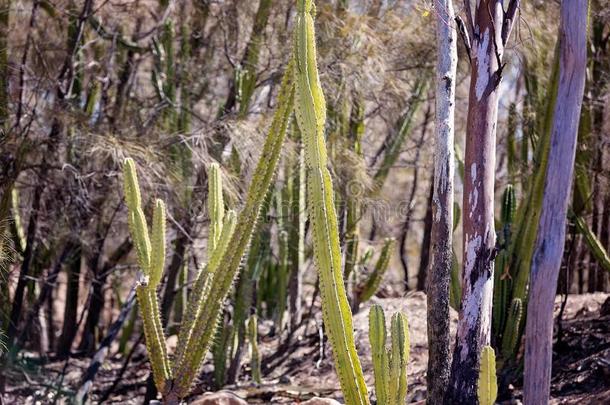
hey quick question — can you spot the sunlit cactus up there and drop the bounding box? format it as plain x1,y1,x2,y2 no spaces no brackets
292,1,369,403
368,305,410,405
478,346,498,405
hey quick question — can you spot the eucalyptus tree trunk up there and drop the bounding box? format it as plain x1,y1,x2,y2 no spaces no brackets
524,1,588,403
427,1,457,403
446,1,519,402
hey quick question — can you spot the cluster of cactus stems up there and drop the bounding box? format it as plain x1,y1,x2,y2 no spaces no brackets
122,34,294,398
368,305,410,405
122,2,464,402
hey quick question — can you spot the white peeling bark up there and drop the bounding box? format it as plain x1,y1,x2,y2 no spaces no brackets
446,1,519,403
524,1,588,403
427,1,457,404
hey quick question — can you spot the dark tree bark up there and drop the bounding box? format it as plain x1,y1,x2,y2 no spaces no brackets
57,243,83,357
447,1,519,402
524,1,587,403
427,1,457,402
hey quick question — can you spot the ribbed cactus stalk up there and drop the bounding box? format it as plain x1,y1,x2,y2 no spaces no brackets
293,1,369,403
208,163,224,255
369,306,389,405
389,312,409,405
247,314,261,384
478,346,498,405
123,159,172,394
501,298,523,359
358,238,395,304
367,305,410,405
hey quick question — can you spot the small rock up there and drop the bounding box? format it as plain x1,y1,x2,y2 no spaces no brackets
301,397,342,405
191,391,248,405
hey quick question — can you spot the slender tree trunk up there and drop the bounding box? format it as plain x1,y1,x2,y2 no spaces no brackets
524,2,587,403
427,1,456,402
447,1,519,402
417,182,434,291
58,242,82,357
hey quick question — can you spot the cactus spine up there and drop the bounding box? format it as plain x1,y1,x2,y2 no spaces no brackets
293,1,369,403
368,305,410,405
478,346,498,405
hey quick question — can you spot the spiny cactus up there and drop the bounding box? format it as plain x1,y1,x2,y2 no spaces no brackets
293,1,369,403
368,305,410,405
478,346,498,405
123,159,172,394
123,51,293,400
501,298,523,359
247,314,261,384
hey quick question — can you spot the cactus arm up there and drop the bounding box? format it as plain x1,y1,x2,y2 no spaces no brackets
368,305,389,405
174,210,236,369
389,312,409,405
123,158,171,394
358,238,395,303
573,213,610,273
149,200,166,288
171,61,294,398
293,4,369,404
501,298,523,358
478,346,498,405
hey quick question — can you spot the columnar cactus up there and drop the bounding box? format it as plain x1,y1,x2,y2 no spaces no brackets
292,1,369,403
501,298,523,359
478,346,498,405
368,305,410,405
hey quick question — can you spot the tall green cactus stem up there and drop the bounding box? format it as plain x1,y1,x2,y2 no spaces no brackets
501,298,523,359
293,2,369,403
123,159,172,394
478,346,498,405
358,238,395,303
389,312,409,405
368,305,389,405
170,60,295,398
247,314,261,384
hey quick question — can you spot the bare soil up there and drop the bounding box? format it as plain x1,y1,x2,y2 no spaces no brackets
3,292,609,404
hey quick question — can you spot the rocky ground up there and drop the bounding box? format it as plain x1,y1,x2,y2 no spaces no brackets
3,292,609,404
